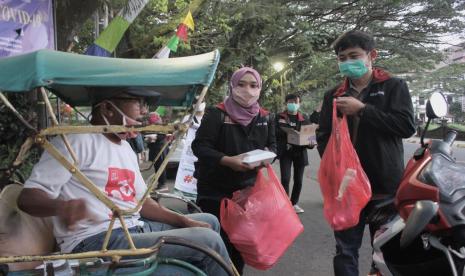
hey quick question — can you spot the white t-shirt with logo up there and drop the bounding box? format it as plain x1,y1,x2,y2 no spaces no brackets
24,134,146,253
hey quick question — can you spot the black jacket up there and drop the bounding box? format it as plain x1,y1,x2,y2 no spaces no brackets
316,69,415,195
275,111,312,166
192,104,277,201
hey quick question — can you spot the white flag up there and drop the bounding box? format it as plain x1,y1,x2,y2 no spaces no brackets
153,46,170,59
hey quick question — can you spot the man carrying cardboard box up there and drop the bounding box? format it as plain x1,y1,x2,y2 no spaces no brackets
275,94,318,214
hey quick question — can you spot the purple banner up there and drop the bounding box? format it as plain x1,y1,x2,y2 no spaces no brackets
0,0,55,58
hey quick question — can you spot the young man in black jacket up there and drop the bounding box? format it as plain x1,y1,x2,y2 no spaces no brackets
316,30,415,276
275,94,316,214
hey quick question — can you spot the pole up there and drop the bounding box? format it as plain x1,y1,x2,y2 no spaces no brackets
94,10,100,39
282,71,287,103
52,0,57,50
36,88,48,130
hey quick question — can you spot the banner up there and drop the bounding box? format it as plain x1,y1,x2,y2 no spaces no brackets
0,0,55,58
174,120,200,197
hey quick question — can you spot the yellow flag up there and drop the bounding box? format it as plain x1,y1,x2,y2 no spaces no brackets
182,11,195,30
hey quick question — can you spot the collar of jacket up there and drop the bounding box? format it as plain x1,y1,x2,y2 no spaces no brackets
216,102,269,117
279,111,305,122
333,67,392,97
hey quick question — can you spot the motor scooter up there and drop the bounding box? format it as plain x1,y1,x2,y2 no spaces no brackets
373,92,465,276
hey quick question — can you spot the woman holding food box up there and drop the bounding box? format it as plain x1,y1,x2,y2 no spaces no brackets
275,94,318,214
191,66,276,274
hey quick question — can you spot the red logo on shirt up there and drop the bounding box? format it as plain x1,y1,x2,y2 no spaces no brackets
184,175,194,183
105,168,136,202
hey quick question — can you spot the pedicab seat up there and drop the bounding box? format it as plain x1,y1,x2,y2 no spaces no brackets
0,184,55,271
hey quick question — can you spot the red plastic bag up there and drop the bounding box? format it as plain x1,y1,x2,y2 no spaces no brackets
220,165,304,270
318,100,372,231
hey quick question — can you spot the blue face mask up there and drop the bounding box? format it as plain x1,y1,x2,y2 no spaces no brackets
338,59,368,79
287,103,300,113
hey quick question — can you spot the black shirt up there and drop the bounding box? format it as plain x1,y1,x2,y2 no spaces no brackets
192,107,277,200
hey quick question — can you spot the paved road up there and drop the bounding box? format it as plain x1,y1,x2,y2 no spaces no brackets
243,148,371,276
244,140,465,276
156,140,465,276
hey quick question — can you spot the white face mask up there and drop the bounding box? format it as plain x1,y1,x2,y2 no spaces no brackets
98,100,141,140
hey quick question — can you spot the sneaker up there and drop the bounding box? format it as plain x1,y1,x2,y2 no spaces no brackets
293,205,304,214
155,184,169,192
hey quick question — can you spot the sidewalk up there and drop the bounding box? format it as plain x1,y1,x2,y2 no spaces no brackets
405,136,465,148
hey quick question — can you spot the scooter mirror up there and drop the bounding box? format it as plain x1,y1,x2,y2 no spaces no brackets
426,92,448,119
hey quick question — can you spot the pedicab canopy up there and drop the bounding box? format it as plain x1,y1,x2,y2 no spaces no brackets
0,49,220,107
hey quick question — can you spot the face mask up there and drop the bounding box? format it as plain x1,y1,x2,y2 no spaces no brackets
106,101,142,127
338,59,369,79
232,87,260,107
287,103,300,113
98,100,141,139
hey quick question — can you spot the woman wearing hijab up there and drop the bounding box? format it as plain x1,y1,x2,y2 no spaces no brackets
191,67,276,273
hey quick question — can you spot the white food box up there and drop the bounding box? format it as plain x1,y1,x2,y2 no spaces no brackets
241,149,277,168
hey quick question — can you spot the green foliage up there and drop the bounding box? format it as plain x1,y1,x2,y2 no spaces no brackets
173,0,464,111
73,19,97,53
0,94,40,180
63,0,465,107
420,122,465,132
424,123,440,130
449,102,465,122
449,123,465,131
3,0,465,178
409,63,465,96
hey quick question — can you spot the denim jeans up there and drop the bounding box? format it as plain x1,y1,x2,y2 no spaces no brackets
197,198,245,275
72,213,230,276
333,201,382,276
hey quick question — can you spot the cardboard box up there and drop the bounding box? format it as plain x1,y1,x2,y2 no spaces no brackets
281,124,317,146
241,149,277,168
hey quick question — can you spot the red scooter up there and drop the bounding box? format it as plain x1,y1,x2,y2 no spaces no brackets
373,92,465,276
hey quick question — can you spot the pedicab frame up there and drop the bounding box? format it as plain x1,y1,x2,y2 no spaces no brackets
0,49,235,275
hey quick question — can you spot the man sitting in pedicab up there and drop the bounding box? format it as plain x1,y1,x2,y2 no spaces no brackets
16,87,231,275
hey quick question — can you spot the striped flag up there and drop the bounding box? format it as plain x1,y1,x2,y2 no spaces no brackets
153,11,195,59
85,0,149,57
